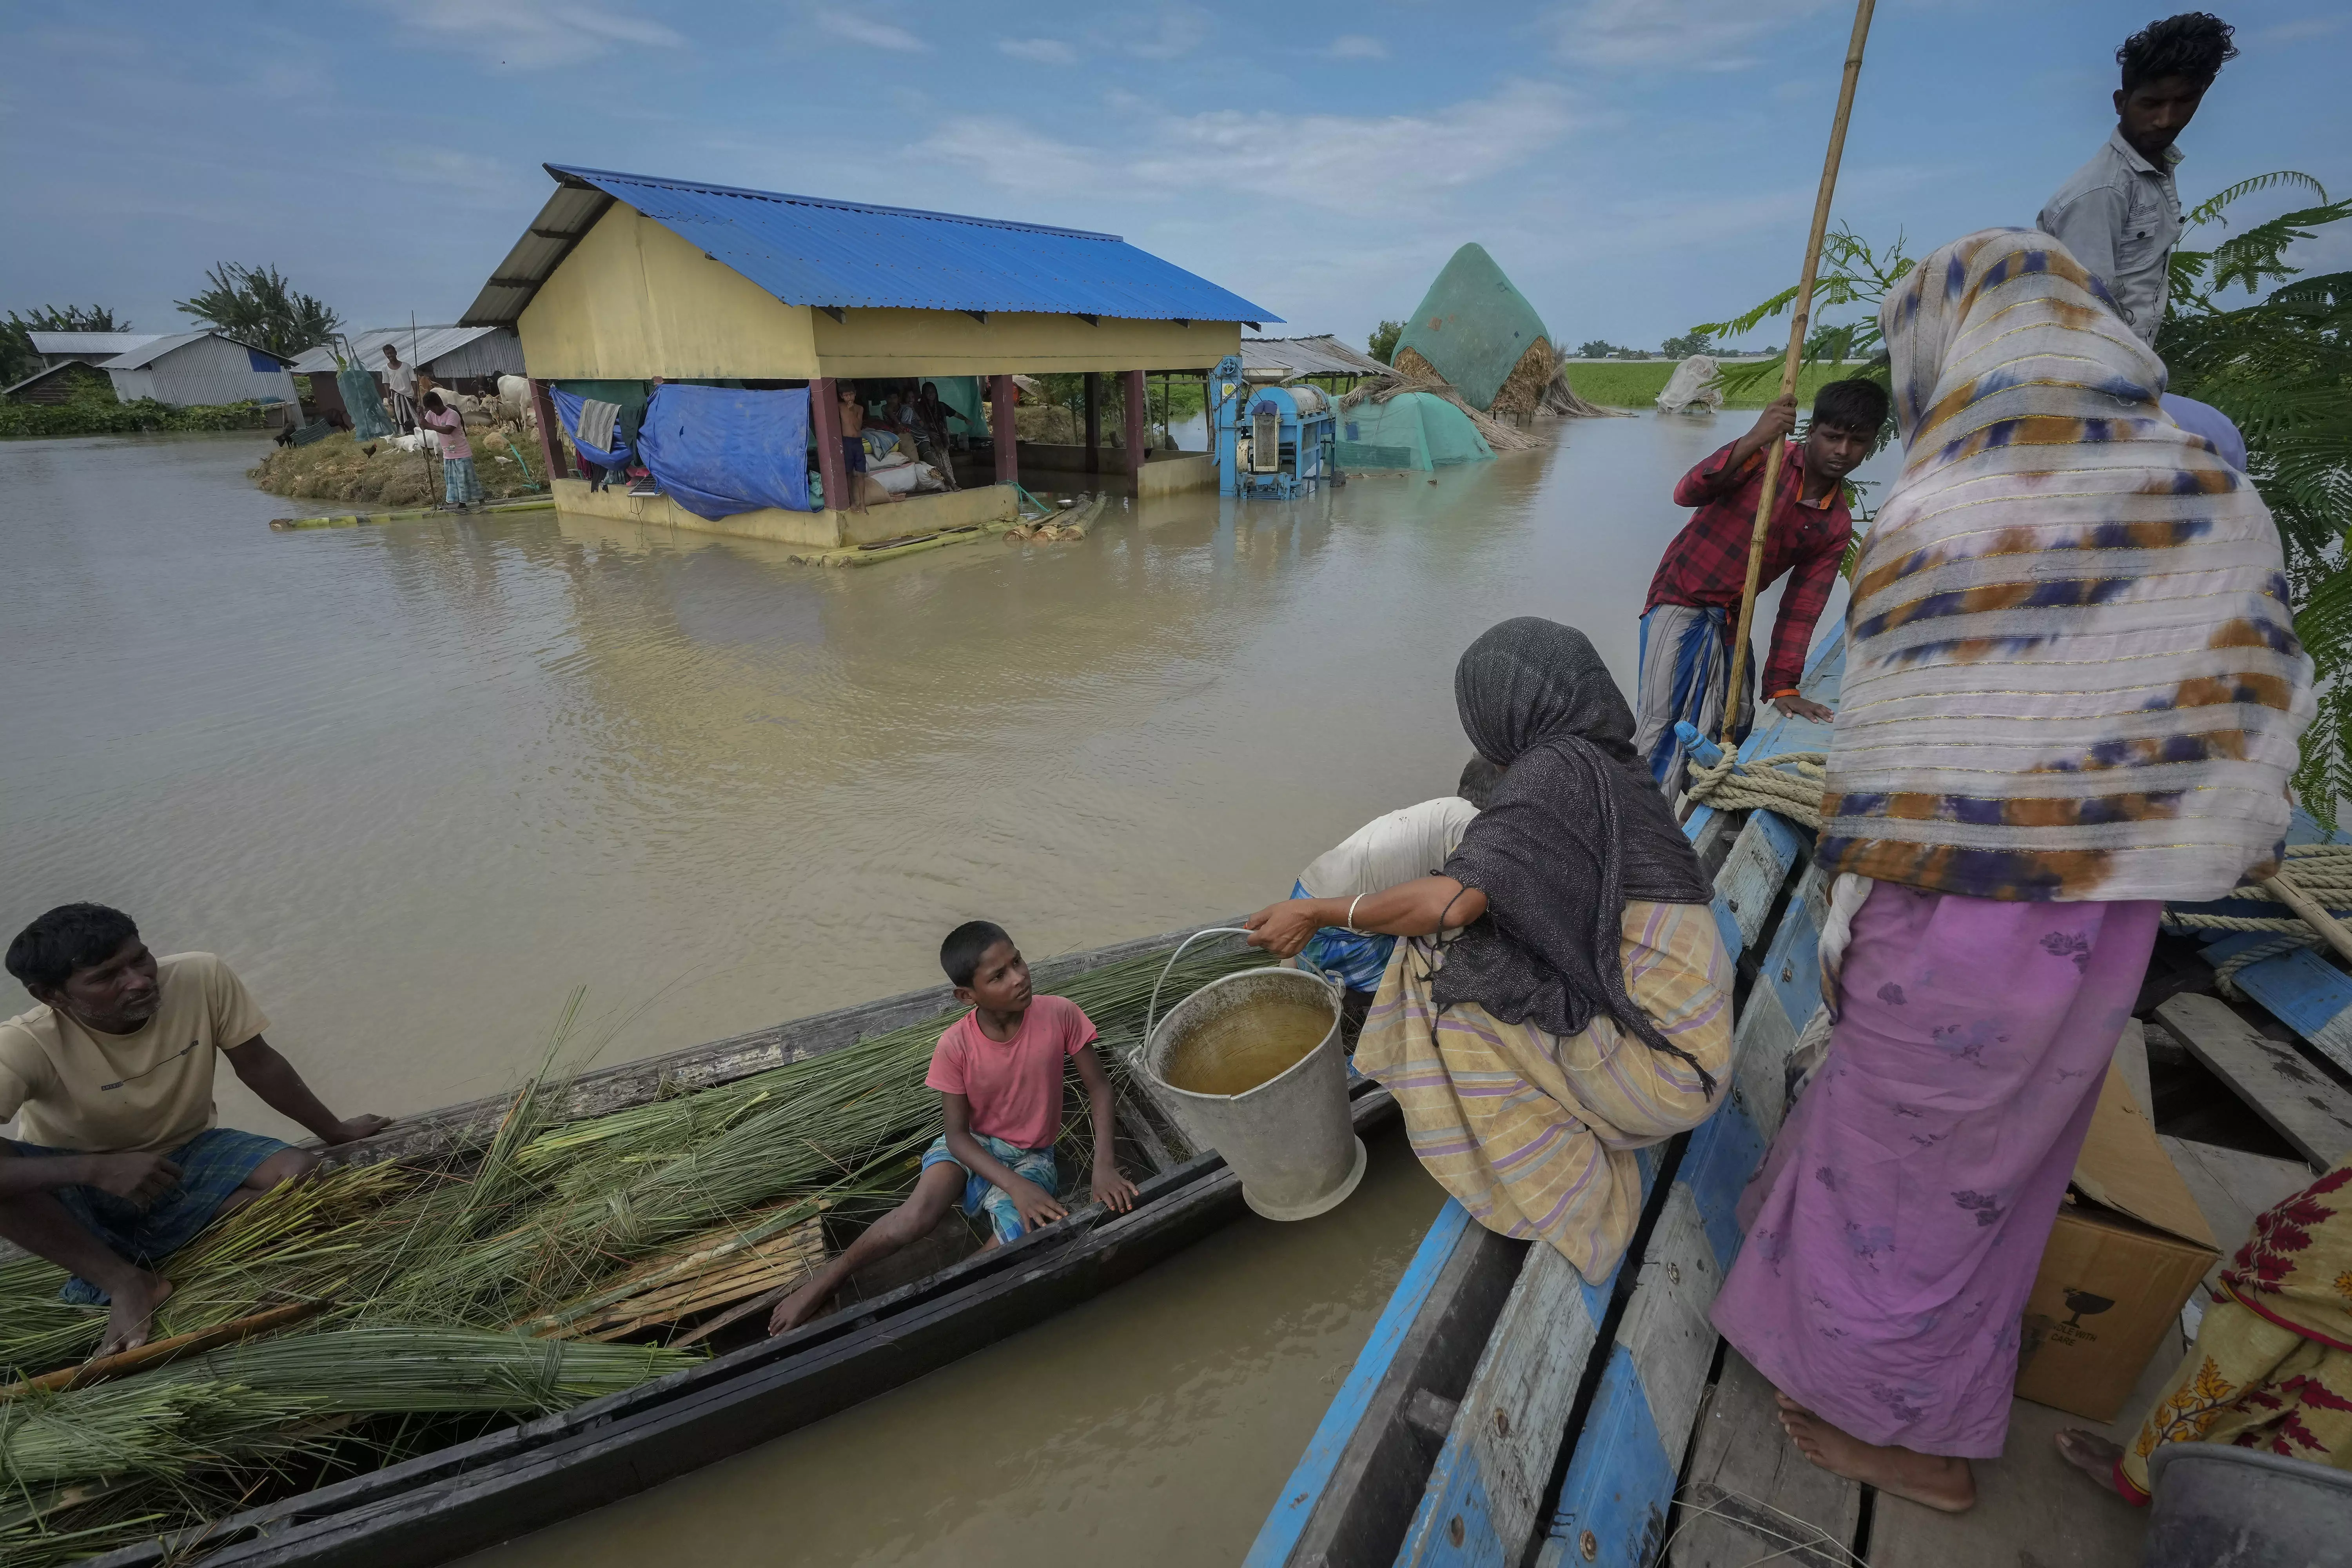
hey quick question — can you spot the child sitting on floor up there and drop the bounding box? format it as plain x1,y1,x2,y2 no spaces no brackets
767,920,1140,1334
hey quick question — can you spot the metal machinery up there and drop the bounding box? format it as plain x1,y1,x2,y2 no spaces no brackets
1209,354,1336,499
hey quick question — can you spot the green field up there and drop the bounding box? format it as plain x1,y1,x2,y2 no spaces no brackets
1560,360,1868,411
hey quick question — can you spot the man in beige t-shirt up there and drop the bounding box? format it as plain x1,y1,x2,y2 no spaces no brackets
2,903,389,1353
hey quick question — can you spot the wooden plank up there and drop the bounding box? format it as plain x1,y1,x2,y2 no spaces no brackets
1864,1334,2181,1568
1247,1205,1525,1568
2221,946,2352,1076
2155,993,2352,1169
94,1093,1397,1568
1670,1351,1860,1568
1714,810,1806,952
1392,1245,1610,1568
2112,1019,2151,1136
328,918,1251,1172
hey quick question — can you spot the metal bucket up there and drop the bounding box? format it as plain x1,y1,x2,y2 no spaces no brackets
1141,930,1368,1222
2143,1441,2352,1566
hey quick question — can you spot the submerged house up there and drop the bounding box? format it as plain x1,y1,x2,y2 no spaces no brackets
462,164,1278,548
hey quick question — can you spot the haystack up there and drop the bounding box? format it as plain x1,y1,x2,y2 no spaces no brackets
1392,244,1559,416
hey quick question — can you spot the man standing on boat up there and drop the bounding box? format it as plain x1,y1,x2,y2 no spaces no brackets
0,904,390,1355
1632,381,1886,797
2038,13,2236,348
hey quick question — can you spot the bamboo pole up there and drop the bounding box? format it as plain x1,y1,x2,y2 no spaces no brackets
2263,872,2352,969
1720,0,1877,748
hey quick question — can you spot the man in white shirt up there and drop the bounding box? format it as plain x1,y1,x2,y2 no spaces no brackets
1290,759,1499,1008
381,343,419,432
2038,13,2238,347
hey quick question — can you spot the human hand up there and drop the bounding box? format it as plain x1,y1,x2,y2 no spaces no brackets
85,1152,181,1206
319,1114,393,1146
1008,1177,1069,1232
1091,1162,1139,1214
1244,899,1325,958
1772,693,1834,724
1750,395,1798,448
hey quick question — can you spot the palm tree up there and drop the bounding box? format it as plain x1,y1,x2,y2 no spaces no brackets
174,263,341,359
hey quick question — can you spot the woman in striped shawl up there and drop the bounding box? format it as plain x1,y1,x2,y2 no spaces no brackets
1711,227,2312,1512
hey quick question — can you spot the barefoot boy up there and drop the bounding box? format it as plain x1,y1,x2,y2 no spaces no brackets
768,920,1138,1334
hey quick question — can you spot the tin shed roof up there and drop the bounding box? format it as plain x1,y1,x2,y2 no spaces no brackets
1240,335,1394,379
287,326,506,375
27,331,162,358
461,164,1279,328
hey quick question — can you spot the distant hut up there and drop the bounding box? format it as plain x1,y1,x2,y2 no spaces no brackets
1392,244,1556,417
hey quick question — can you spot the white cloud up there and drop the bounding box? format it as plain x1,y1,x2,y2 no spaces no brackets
922,80,1586,216
2255,15,2345,43
1327,34,1389,60
1128,4,1211,60
392,0,684,68
1000,37,1080,64
812,14,929,51
1546,0,1833,71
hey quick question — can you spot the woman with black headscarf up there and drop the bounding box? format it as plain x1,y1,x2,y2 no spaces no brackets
1245,619,1731,1279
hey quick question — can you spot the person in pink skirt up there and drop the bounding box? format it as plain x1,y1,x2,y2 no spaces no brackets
1709,227,2312,1512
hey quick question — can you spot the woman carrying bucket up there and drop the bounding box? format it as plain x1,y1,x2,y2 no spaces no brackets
1243,618,1734,1280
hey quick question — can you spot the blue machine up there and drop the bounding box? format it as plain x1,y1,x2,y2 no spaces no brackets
1210,354,1336,499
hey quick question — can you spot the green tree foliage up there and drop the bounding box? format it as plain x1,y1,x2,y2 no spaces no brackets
0,304,131,388
1575,339,1621,358
1367,319,1404,365
2157,176,2352,817
1659,330,1716,359
175,263,341,358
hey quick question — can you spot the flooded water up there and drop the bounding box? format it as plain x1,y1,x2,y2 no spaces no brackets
0,418,1888,1564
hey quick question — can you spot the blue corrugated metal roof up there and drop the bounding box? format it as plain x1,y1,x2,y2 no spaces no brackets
545,164,1280,324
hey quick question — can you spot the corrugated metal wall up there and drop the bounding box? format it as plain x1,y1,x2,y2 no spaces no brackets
107,336,300,408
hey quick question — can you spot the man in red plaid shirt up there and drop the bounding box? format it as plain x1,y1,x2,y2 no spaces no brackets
1634,380,1888,796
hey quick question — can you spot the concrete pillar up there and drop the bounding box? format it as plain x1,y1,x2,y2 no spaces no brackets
991,374,1018,491
811,376,846,511
1123,369,1148,479
1082,372,1102,474
528,377,570,481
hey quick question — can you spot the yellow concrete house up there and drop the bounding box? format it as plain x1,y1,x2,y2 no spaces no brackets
463,165,1277,549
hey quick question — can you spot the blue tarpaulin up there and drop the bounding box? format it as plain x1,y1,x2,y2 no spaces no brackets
548,387,635,468
635,384,812,518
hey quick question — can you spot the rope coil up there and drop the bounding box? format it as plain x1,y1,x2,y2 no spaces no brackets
1682,750,2352,995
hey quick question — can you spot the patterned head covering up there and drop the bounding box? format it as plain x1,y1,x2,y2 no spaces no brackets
1821,228,2312,902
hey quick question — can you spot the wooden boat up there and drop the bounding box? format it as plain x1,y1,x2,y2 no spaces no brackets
1249,628,2352,1568
76,926,1396,1568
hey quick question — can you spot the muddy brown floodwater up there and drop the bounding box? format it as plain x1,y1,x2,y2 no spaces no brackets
0,418,1893,1563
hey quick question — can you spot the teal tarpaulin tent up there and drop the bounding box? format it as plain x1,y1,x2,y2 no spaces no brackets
1334,392,1495,471
1392,243,1554,414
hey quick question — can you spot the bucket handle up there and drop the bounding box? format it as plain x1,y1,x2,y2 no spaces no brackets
1143,927,1340,1048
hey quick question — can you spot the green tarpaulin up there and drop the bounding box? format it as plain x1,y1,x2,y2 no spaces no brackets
1335,392,1495,471
1393,243,1552,413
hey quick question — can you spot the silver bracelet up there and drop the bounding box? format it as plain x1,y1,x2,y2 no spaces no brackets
1346,894,1366,934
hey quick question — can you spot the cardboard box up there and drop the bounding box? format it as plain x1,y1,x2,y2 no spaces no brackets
2013,1057,2220,1422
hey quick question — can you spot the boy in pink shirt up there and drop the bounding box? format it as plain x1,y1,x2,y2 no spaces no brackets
768,920,1138,1334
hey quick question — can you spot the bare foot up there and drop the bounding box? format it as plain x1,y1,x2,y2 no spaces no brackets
766,1274,838,1336
1775,1392,1975,1512
98,1272,173,1357
2054,1428,2126,1494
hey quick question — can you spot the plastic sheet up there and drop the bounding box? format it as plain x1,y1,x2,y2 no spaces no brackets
337,365,392,439
634,384,812,519
549,388,635,468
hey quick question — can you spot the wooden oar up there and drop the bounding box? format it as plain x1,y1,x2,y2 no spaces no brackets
0,1298,325,1399
1720,0,1878,748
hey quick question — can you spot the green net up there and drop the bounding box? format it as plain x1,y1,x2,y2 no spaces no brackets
1335,392,1495,470
1392,243,1552,413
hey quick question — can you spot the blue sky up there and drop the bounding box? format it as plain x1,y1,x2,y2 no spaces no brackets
5,2,2347,353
